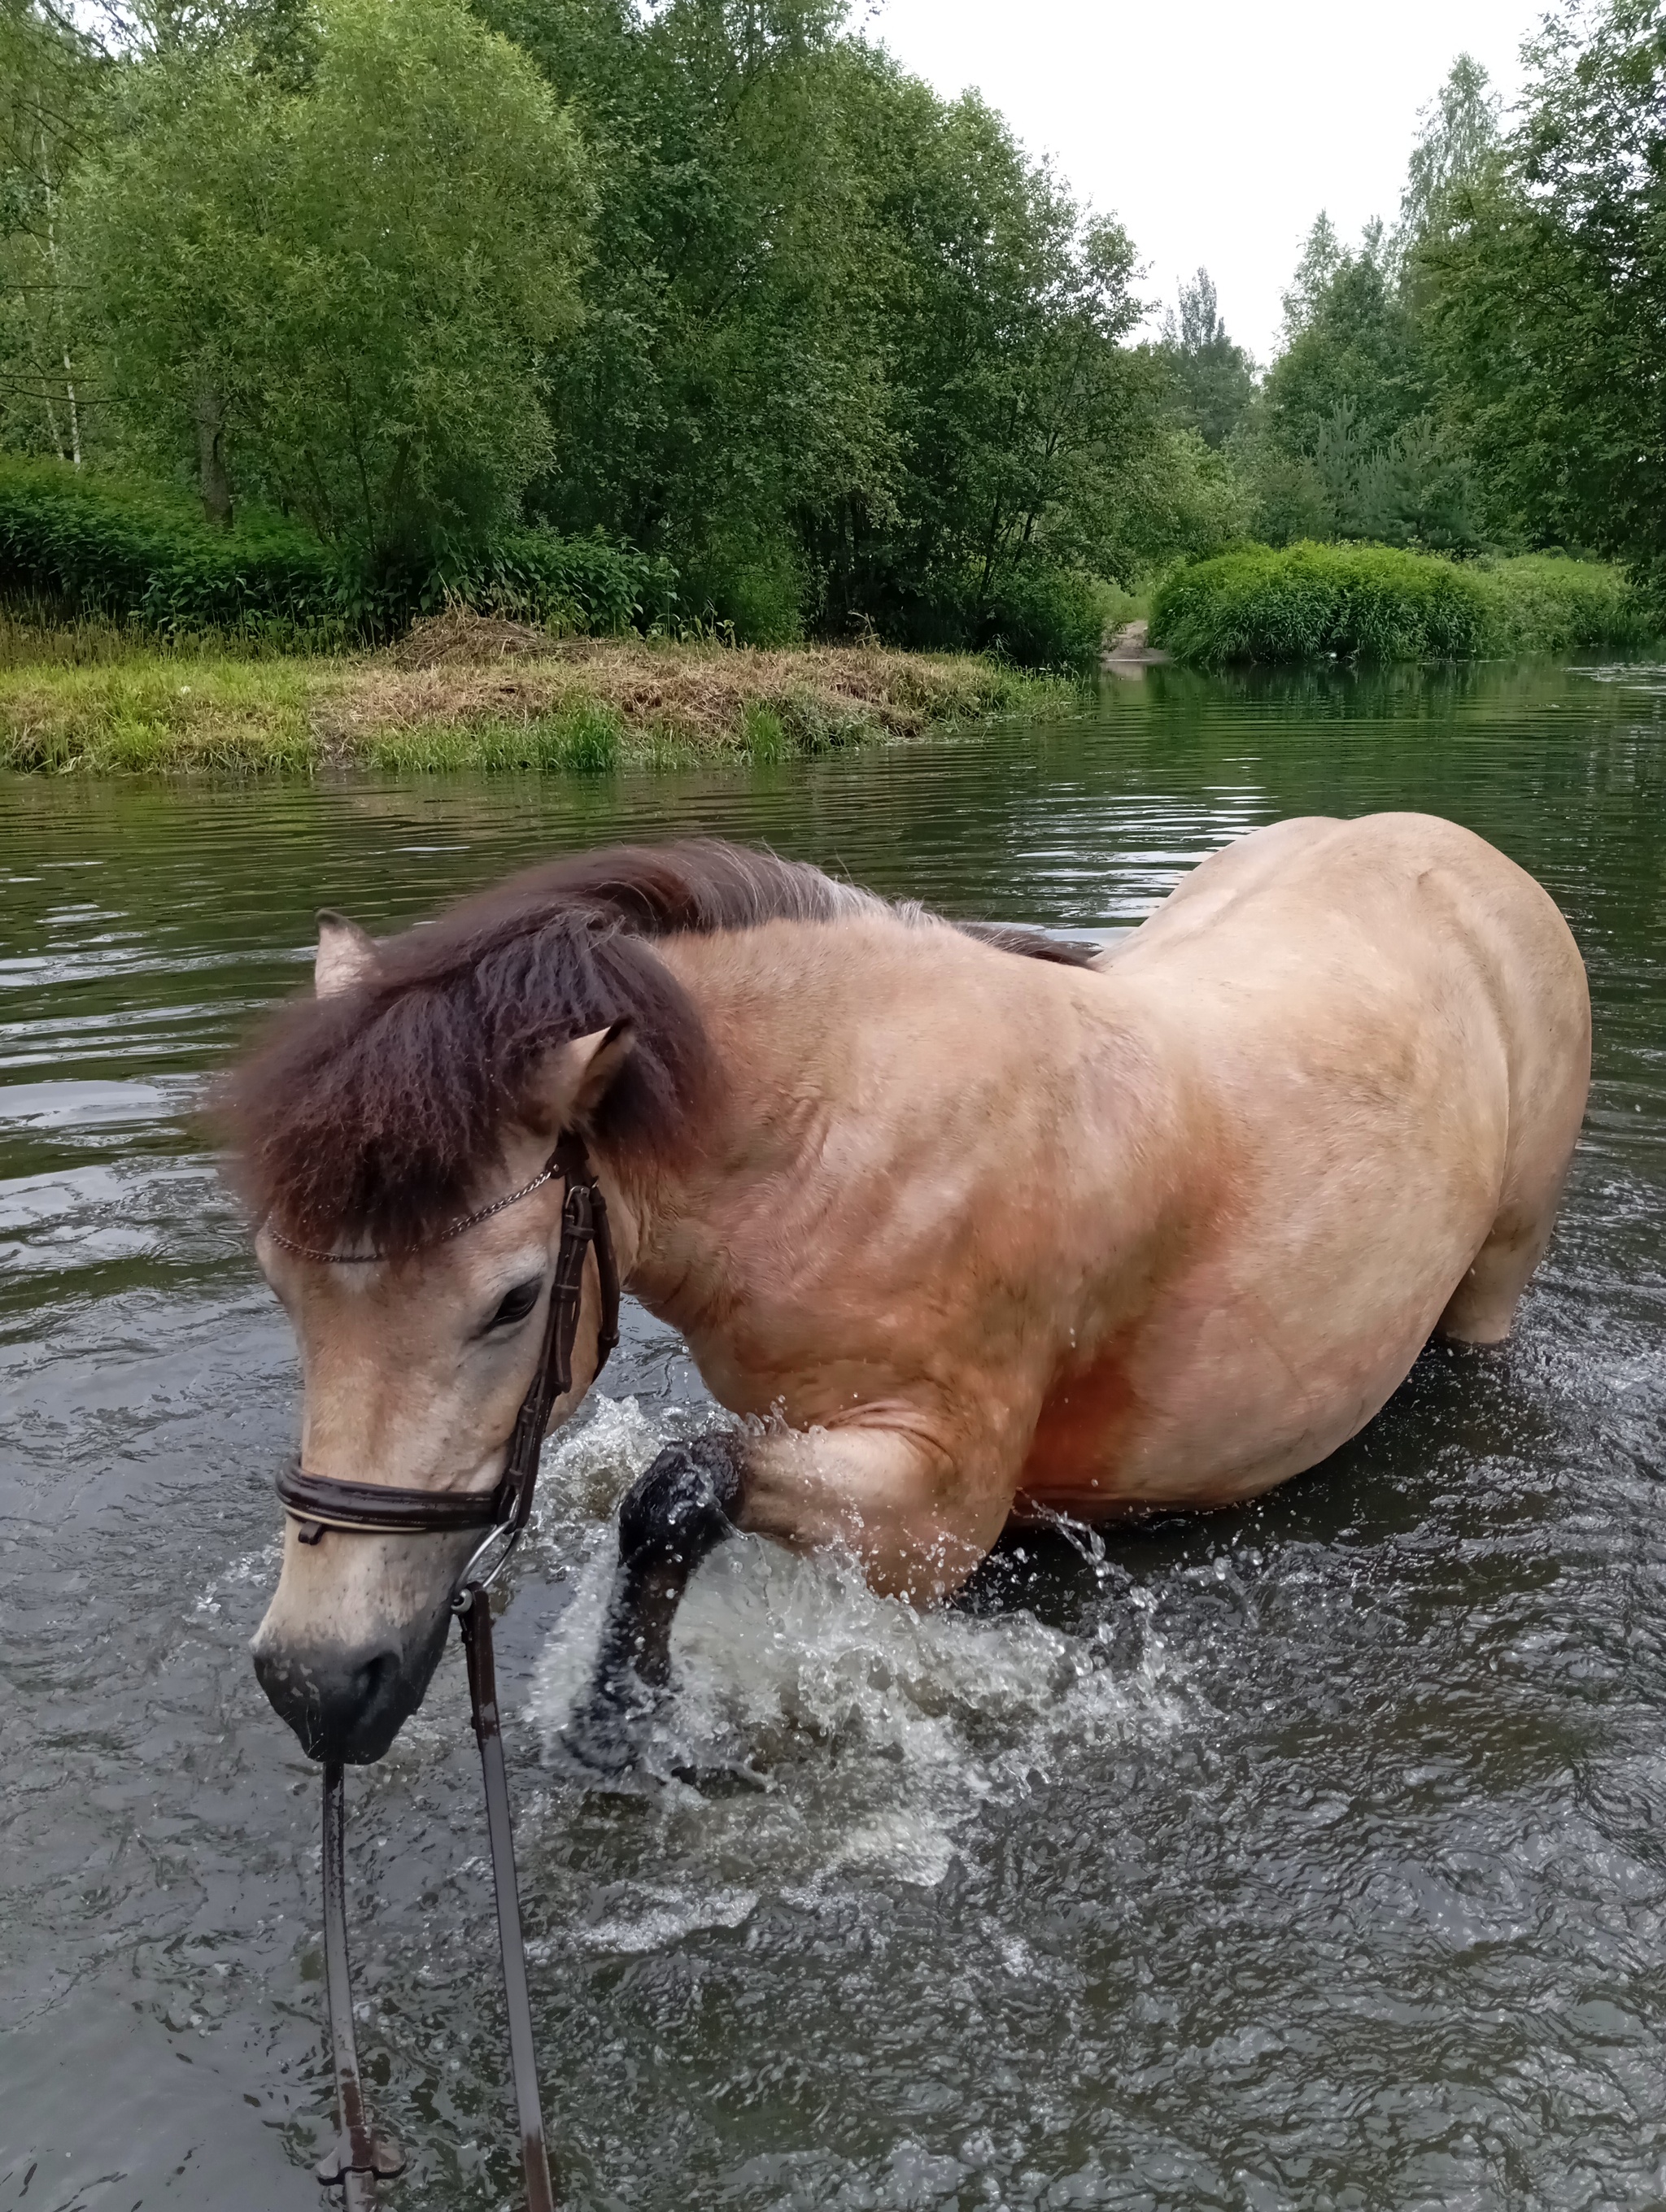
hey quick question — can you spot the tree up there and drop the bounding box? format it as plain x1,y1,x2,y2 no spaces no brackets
0,1,103,463
1398,53,1501,250
480,0,1169,647
1420,0,1666,577
478,0,906,636
1248,185,1485,550
1263,223,1420,455
9,0,1187,655
69,0,587,547
852,94,1155,631
1280,211,1344,341
1158,268,1255,448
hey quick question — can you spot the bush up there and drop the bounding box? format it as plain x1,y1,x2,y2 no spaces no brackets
0,458,364,636
1152,542,1489,665
422,529,671,637
1468,555,1653,654
979,566,1109,672
671,529,806,647
873,561,1108,671
0,458,665,642
1149,541,1647,666
1150,542,1460,664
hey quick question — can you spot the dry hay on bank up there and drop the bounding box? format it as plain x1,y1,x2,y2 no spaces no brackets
0,614,1082,773
389,608,565,669
318,629,1055,763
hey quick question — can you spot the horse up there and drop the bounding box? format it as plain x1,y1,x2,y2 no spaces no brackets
223,817,1590,1771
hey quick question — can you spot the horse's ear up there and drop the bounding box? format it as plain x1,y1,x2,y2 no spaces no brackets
535,1021,636,1130
315,909,380,997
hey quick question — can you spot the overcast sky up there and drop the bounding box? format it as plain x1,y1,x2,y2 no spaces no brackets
870,0,1548,361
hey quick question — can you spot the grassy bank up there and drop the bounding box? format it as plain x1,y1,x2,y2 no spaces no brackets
0,610,1084,774
1150,543,1653,667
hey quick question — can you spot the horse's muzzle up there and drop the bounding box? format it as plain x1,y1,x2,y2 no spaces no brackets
251,1609,451,1764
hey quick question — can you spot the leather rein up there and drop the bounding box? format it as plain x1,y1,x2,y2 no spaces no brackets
269,1130,621,2212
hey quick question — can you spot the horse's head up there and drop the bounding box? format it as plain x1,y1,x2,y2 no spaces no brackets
227,842,861,1761
239,911,639,1764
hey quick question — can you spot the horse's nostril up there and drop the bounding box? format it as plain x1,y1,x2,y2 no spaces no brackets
253,1638,409,1765
354,1647,400,1713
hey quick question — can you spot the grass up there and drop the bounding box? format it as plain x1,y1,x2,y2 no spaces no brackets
0,608,1086,774
1149,542,1653,668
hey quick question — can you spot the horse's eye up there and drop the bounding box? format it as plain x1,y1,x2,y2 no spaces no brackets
485,1278,543,1332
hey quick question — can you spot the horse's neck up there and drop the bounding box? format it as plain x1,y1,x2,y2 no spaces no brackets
604,926,853,1317
602,919,1179,1335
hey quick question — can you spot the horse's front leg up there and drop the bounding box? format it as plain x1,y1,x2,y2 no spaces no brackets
556,1431,742,1772
559,1414,1017,1773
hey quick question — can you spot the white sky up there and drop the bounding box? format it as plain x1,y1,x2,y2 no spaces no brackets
868,0,1546,361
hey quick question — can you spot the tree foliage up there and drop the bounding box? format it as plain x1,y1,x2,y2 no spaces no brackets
1238,56,1504,555
1246,11,1666,582
7,0,1660,655
1157,268,1255,450
0,0,1193,656
69,0,587,553
0,0,103,462
1398,50,1502,251
1418,0,1666,578
480,0,1173,648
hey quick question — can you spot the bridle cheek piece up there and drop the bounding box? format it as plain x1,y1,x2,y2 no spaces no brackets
267,1129,620,2212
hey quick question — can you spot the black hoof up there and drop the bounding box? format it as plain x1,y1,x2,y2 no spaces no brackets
554,1689,656,1782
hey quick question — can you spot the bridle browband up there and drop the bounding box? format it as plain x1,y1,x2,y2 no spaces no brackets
272,1127,621,1575
268,1127,620,2212
265,1155,566,1263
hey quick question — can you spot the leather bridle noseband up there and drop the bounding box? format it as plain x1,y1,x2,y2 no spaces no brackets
268,1129,621,2212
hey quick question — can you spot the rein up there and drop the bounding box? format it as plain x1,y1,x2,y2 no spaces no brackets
273,1130,621,2210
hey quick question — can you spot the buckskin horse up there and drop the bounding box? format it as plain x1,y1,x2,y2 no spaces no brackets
225,818,1590,1772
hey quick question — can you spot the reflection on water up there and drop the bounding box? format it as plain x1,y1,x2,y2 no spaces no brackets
2,658,1664,2210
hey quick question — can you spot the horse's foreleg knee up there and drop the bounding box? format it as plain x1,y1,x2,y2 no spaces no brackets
572,1430,744,1744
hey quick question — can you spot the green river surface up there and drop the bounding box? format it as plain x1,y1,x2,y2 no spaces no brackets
2,657,1664,2212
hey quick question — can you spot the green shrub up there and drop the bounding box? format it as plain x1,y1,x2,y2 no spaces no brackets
0,458,364,637
857,558,1109,671
0,458,668,642
979,565,1108,672
1151,542,1489,666
1152,541,1651,666
674,530,805,647
423,530,671,637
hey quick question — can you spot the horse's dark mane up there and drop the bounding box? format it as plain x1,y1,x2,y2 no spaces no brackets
216,838,1095,1253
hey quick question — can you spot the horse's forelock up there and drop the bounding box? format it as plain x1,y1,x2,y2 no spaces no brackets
216,857,759,1253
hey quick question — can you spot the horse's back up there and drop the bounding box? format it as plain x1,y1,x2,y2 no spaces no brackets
1123,810,1590,1254
1116,812,1587,1114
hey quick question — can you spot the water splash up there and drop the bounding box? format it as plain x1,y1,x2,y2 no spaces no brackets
527,1397,1187,1901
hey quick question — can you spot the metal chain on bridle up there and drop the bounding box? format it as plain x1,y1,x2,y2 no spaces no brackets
268,1129,621,2211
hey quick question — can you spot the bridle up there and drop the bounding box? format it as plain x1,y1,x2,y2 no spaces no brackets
268,1129,621,2211
273,1128,621,1587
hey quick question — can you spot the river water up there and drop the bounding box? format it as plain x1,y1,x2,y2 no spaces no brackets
2,659,1664,2212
